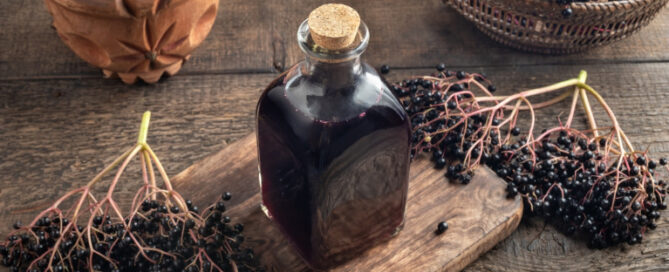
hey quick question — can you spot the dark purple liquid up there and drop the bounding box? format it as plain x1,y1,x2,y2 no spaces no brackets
256,63,411,269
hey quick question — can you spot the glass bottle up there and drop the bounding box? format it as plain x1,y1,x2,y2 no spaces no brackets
255,4,411,270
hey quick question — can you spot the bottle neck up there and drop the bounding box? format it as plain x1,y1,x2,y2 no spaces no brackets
304,55,362,92
296,18,369,95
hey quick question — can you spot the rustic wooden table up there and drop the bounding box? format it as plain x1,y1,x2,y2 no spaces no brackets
1,0,668,271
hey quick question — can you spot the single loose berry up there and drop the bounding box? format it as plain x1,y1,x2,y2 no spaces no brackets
380,64,390,74
435,221,449,234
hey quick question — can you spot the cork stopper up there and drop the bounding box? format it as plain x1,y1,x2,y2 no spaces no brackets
307,4,361,50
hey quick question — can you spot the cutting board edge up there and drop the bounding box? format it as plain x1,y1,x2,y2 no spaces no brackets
446,199,523,272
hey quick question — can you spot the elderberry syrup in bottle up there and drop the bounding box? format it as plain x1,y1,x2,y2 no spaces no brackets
255,4,410,270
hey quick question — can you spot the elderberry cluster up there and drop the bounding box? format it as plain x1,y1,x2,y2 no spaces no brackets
385,64,667,248
0,193,263,272
389,65,496,185
493,131,666,248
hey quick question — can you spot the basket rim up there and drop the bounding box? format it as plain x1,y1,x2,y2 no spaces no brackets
447,0,654,6
570,0,653,8
445,0,667,53
448,0,668,19
446,0,664,13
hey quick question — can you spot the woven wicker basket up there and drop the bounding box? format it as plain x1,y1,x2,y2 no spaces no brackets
445,0,669,54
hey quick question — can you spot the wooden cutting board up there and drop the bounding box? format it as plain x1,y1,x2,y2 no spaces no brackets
172,133,523,272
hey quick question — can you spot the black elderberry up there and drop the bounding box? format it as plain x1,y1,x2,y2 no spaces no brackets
141,199,152,211
506,186,518,198
449,83,463,93
455,71,466,80
597,138,606,146
648,160,657,169
582,150,594,160
216,202,227,212
435,221,449,235
421,80,432,89
92,216,103,226
562,7,573,18
461,174,472,184
598,163,606,173
379,64,390,74
432,150,443,161
629,166,639,176
435,63,446,72
435,157,447,169
223,192,233,201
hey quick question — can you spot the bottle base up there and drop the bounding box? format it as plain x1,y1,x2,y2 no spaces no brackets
391,219,404,237
260,203,272,220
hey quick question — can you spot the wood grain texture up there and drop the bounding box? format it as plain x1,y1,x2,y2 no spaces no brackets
2,63,669,271
170,134,523,272
1,0,668,80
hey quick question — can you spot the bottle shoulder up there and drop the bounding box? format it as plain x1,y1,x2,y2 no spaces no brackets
258,62,407,123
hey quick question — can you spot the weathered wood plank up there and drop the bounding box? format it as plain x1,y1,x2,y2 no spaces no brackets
1,0,668,79
1,63,669,271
